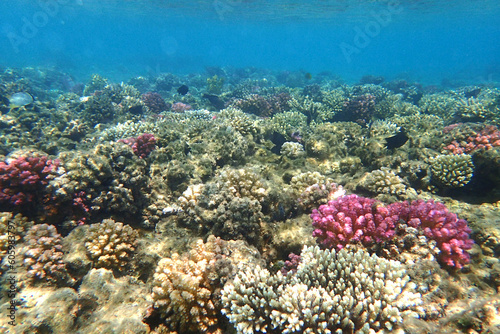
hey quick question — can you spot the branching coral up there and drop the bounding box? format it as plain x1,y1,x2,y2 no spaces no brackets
23,224,72,284
221,245,422,334
430,154,474,188
85,219,139,269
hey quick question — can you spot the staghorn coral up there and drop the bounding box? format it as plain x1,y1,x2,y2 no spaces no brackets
430,154,474,188
221,245,422,334
23,224,72,284
85,219,139,269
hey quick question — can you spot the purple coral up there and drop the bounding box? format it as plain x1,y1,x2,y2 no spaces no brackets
0,155,59,207
311,194,399,250
119,133,157,159
141,92,168,114
335,94,376,125
311,195,474,268
402,199,473,269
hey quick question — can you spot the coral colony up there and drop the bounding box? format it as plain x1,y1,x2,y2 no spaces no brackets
0,66,499,333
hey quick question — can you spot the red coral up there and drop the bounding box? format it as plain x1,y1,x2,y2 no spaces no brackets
119,133,157,159
0,155,59,206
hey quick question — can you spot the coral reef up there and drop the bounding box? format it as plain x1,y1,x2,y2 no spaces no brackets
84,219,139,270
221,245,422,334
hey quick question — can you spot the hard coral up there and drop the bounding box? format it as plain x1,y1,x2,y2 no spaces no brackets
311,194,400,250
23,224,72,284
85,219,139,270
0,154,59,207
119,133,157,158
403,199,474,269
151,236,231,334
141,92,168,114
222,246,421,334
311,195,474,268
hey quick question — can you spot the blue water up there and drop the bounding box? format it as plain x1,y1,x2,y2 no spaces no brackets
0,0,499,84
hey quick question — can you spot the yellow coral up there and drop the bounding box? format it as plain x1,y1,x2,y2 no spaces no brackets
85,219,138,269
151,238,221,333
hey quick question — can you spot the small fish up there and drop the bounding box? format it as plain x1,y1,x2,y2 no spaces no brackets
270,131,287,155
177,84,189,95
305,72,312,80
464,88,481,99
203,93,225,110
385,128,409,149
8,92,33,109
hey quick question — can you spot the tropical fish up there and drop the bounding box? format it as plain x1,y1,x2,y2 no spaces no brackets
177,84,189,95
203,93,225,110
8,92,33,109
385,128,409,149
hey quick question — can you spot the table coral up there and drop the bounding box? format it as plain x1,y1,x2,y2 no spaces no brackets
85,219,139,270
221,245,422,334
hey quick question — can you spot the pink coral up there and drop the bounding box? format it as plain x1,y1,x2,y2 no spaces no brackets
444,124,500,154
402,199,473,268
311,195,474,268
119,133,157,159
311,194,399,250
171,102,192,113
0,155,59,206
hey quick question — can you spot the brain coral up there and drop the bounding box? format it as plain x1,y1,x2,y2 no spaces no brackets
221,245,421,334
85,219,139,269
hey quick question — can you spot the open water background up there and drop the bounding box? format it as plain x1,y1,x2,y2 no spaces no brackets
0,0,499,85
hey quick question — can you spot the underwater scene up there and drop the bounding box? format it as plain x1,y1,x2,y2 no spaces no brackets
1,0,500,333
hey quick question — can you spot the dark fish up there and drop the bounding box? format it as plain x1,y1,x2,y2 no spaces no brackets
464,88,481,99
177,84,189,95
305,72,312,80
385,128,409,149
203,93,225,110
270,131,287,155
